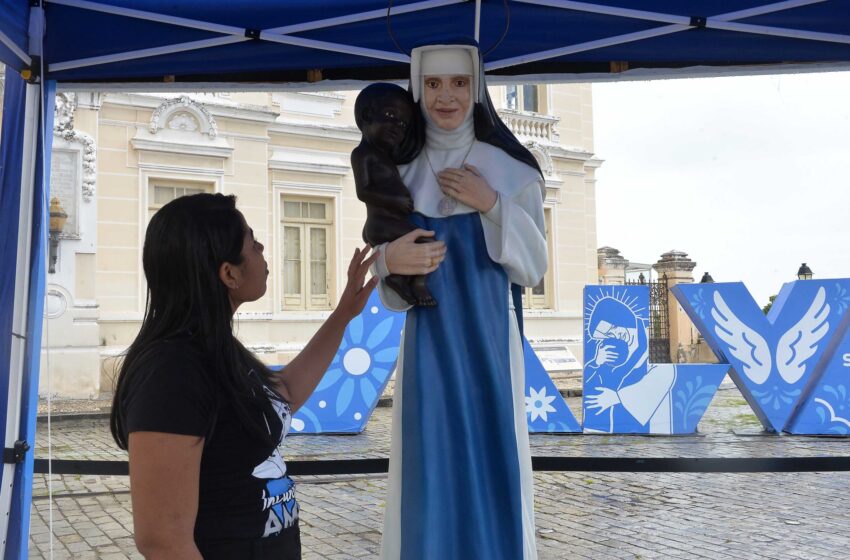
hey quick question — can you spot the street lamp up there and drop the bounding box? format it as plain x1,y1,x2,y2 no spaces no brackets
700,272,714,283
796,263,813,280
48,197,68,274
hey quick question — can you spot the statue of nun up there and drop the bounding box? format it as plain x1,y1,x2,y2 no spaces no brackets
373,42,546,560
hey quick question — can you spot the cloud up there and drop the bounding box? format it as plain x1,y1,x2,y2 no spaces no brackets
591,71,850,305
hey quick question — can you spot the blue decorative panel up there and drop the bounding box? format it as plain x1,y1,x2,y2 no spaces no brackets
670,364,729,433
582,285,724,434
523,338,581,433
672,280,850,433
785,285,850,435
289,291,404,434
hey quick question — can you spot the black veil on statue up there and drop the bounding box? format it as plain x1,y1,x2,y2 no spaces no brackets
405,38,544,336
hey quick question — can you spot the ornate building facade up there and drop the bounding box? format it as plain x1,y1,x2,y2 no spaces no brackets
1,72,601,397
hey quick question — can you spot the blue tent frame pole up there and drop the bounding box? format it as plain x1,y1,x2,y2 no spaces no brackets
5,79,54,560
0,6,51,557
0,78,42,560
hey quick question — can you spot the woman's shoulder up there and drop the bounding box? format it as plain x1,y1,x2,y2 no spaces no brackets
125,337,212,391
147,336,208,363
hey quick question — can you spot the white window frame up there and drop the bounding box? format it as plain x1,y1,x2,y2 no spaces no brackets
137,168,222,314
523,205,556,310
273,182,342,315
505,84,543,113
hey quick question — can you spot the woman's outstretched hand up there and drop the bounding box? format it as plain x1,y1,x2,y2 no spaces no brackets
437,164,498,213
279,245,379,411
385,229,447,275
336,245,380,320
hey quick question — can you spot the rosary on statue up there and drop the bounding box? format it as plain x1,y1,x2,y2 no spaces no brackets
424,141,476,217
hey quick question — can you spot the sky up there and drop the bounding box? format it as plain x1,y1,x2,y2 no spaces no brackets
591,70,850,308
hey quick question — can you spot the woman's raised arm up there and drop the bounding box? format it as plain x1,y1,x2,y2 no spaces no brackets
274,246,379,411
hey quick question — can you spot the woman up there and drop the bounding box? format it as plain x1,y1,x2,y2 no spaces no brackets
110,193,378,559
376,44,547,560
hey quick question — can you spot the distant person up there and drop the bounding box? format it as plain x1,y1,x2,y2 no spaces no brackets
110,193,378,559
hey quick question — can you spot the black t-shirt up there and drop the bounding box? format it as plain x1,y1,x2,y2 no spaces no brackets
120,338,299,542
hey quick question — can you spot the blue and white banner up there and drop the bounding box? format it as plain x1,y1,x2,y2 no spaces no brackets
582,286,727,434
673,279,850,434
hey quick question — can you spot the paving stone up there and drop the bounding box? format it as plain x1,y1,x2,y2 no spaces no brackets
26,387,850,559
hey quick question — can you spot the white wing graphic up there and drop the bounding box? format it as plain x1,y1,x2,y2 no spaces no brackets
711,291,772,385
776,286,830,384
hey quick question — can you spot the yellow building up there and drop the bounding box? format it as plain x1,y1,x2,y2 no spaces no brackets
7,77,601,398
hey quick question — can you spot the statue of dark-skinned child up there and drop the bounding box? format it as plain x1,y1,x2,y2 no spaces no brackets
352,83,437,306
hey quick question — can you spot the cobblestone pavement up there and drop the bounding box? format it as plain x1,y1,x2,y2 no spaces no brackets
29,387,850,559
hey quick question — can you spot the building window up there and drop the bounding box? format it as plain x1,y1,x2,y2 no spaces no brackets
281,196,334,310
523,207,553,309
147,181,210,220
506,84,539,113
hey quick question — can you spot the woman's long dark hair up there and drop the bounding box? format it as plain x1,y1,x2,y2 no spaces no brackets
110,193,279,450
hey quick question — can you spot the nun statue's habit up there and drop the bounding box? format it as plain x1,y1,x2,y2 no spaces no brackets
375,43,546,560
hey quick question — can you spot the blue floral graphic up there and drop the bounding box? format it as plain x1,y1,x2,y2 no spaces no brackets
835,283,850,317
812,384,850,435
751,385,802,412
691,287,710,321
673,372,726,433
523,338,580,433
291,292,404,433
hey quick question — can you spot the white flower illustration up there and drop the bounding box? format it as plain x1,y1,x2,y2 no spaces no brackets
526,386,557,422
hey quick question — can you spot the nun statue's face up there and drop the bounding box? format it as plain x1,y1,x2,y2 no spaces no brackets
422,74,471,130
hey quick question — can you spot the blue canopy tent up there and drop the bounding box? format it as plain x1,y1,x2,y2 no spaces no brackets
1,0,849,556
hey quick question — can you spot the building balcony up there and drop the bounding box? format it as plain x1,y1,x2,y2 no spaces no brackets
497,109,560,144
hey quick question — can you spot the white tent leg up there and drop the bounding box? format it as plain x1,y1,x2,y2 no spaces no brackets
0,82,41,560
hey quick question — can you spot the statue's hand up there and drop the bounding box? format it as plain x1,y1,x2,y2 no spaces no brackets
385,229,446,275
437,164,498,213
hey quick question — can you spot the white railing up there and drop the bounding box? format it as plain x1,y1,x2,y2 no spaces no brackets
498,109,560,143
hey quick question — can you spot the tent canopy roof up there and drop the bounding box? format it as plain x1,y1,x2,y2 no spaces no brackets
2,1,850,86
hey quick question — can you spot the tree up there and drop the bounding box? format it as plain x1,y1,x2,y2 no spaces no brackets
763,295,777,314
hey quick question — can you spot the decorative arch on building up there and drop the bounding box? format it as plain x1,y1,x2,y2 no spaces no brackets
149,95,218,138
525,141,554,177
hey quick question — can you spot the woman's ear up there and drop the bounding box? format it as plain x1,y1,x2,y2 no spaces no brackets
219,261,241,291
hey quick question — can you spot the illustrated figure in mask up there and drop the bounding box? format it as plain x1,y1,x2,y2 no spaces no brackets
373,43,547,560
583,296,676,434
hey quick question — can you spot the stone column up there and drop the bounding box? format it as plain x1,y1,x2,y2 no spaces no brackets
653,250,699,363
597,246,628,285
